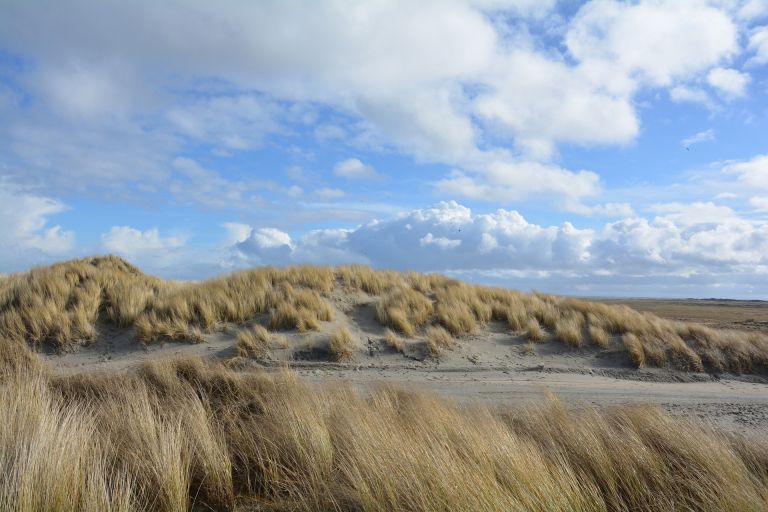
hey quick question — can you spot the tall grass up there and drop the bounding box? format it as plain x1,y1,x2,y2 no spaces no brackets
329,326,356,361
236,325,271,358
0,346,766,511
2,257,767,373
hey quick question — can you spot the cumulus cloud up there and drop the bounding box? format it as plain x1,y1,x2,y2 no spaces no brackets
565,1,738,87
101,226,186,257
669,86,713,107
749,196,768,211
222,222,252,245
227,201,768,283
724,154,768,189
0,182,74,269
333,158,380,180
706,67,750,98
748,25,768,64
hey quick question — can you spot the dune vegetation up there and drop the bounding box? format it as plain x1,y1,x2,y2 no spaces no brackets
0,256,767,373
0,345,766,511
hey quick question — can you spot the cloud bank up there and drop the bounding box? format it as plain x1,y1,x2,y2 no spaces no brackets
229,201,768,293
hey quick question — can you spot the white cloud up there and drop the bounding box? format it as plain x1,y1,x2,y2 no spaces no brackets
565,1,738,86
228,201,768,285
101,226,186,257
736,0,768,20
333,158,380,180
724,154,768,189
0,182,74,269
568,202,635,218
436,160,601,206
749,196,768,211
681,129,715,148
748,25,768,64
707,67,750,98
420,233,462,250
222,222,252,245
473,50,639,159
670,86,713,107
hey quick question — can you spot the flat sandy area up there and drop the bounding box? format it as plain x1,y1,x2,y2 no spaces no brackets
46,297,768,437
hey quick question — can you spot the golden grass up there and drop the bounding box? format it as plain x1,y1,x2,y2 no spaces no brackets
425,325,454,357
384,328,405,353
1,348,767,511
236,325,271,358
554,312,584,347
623,333,646,368
2,257,768,373
375,287,433,336
524,317,546,342
329,326,356,362
588,323,610,348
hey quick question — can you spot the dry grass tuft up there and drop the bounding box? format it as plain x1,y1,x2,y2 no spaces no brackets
329,327,356,362
375,287,433,336
236,325,271,358
384,328,405,353
425,325,454,357
554,312,584,347
524,317,546,342
623,333,646,368
588,322,610,348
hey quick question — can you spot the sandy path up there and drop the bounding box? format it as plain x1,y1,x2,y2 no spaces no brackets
44,306,768,438
295,365,768,437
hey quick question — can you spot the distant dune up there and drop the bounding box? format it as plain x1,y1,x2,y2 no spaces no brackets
1,256,766,376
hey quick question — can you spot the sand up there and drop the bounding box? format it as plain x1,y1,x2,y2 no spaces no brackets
45,296,768,437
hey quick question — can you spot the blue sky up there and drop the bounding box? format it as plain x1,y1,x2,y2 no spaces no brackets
1,0,768,298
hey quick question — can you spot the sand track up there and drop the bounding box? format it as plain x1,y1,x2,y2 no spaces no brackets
44,308,768,438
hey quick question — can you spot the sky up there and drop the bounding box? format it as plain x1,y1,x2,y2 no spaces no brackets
1,0,768,298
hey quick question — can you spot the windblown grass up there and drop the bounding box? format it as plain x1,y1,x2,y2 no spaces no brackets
375,287,433,337
425,325,454,357
525,317,546,342
2,257,767,373
0,346,766,511
235,325,271,358
384,328,405,353
329,326,356,362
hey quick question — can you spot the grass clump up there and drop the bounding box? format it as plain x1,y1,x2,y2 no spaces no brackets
235,325,271,358
436,301,476,336
554,313,584,347
623,333,646,368
587,320,609,348
375,287,433,336
425,325,454,357
384,329,405,354
329,327,356,362
524,317,546,342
